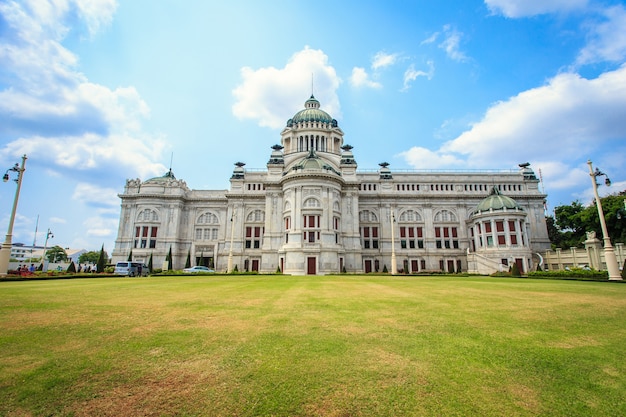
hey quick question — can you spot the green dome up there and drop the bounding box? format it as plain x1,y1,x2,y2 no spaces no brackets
473,187,521,214
146,169,176,182
287,95,337,126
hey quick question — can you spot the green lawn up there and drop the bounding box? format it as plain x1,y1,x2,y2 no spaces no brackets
1,275,625,416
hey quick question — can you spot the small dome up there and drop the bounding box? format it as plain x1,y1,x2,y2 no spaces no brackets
291,148,341,175
146,169,176,183
289,95,336,125
473,187,521,214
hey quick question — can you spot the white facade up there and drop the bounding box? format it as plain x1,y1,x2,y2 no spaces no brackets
112,96,550,274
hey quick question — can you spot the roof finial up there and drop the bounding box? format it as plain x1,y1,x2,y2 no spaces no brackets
311,73,314,97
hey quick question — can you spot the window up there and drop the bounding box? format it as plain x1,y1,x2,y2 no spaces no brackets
435,226,458,250
399,226,424,251
245,226,263,249
303,214,320,243
135,226,158,249
360,226,379,250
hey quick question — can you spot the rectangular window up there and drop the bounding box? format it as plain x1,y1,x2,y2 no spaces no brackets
364,241,370,249
508,220,516,232
444,228,450,238
401,240,407,249
496,221,504,232
418,240,424,249
254,240,260,249
400,227,406,238
409,240,415,249
151,227,158,237
485,222,492,233
245,240,251,249
453,240,459,249
372,227,378,238
204,229,210,240
372,240,378,249
451,228,457,238
498,235,506,245
254,227,261,238
435,228,441,238
135,227,140,238
408,228,415,238
511,234,518,245
149,239,156,249
246,227,252,238
142,227,149,238
195,229,202,240
417,227,423,238
212,229,218,240
363,227,370,238
436,241,442,249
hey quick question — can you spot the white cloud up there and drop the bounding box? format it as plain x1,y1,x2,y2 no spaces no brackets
372,52,399,70
576,5,626,65
397,146,464,169
399,66,626,196
402,61,434,91
232,47,342,129
439,25,468,62
0,0,163,181
350,67,382,89
484,0,588,18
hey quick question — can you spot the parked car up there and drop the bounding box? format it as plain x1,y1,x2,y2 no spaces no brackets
114,261,148,277
183,265,214,273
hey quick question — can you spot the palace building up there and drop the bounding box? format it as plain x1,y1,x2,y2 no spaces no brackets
112,95,550,274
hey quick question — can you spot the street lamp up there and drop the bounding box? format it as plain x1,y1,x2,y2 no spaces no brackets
587,160,621,280
0,155,27,275
390,208,397,275
41,228,54,272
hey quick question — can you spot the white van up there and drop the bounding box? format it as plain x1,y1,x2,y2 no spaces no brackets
114,261,147,277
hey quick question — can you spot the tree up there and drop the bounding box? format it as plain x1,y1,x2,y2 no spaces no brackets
46,245,67,263
550,191,626,249
127,249,133,261
66,261,76,273
78,250,107,265
96,245,106,274
167,246,173,271
148,253,153,273
185,249,191,268
510,262,521,277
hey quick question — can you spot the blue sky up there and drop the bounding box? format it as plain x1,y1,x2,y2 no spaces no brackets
1,0,625,254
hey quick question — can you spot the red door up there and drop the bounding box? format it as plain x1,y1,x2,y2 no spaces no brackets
307,257,316,275
252,259,259,272
364,260,372,273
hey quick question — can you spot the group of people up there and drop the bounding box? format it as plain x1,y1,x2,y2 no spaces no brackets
16,264,36,275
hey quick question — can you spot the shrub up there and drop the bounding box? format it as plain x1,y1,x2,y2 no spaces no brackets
622,260,626,280
528,267,608,281
66,262,77,273
510,263,521,277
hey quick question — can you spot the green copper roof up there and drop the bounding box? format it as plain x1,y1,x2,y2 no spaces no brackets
473,187,521,214
287,95,337,126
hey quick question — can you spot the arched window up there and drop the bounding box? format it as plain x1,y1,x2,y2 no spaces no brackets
359,210,378,222
434,209,457,222
399,209,422,222
303,198,321,208
246,209,265,222
197,212,219,224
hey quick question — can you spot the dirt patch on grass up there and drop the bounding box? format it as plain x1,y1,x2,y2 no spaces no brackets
68,368,216,417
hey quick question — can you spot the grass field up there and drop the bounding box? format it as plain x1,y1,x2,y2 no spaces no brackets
1,275,625,416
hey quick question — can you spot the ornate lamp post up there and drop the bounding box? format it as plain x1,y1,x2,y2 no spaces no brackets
0,155,27,275
587,160,621,280
41,228,54,272
227,211,235,273
390,208,397,275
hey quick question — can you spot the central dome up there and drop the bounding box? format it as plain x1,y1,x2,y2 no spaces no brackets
287,95,336,126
